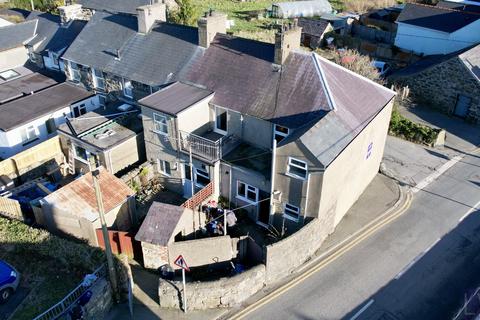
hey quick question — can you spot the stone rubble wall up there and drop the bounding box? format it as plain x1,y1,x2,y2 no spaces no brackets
158,265,266,310
84,278,113,320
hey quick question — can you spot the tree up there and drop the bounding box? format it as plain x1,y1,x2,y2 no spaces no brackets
9,0,63,13
169,0,196,26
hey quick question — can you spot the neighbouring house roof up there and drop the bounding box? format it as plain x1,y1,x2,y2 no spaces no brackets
58,102,144,150
396,3,480,33
390,44,479,79
436,1,480,13
139,82,213,115
26,11,86,55
298,18,332,37
185,33,395,166
0,67,63,104
63,11,203,86
0,19,37,52
272,0,332,18
135,202,189,246
0,82,93,132
0,8,30,22
459,44,480,81
41,167,134,222
77,0,152,14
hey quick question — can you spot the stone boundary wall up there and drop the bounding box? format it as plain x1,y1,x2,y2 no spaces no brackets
84,278,113,319
158,265,266,310
265,218,327,284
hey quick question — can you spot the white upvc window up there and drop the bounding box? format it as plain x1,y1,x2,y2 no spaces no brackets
72,103,87,118
236,181,259,204
286,157,308,180
92,68,105,90
195,167,210,187
274,124,289,143
158,160,171,176
123,80,133,98
153,113,168,135
21,125,38,145
0,69,20,81
283,203,300,222
69,61,81,81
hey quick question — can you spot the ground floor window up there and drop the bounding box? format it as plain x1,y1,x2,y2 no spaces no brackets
284,203,300,222
158,160,171,176
73,145,89,162
72,104,87,118
237,181,258,204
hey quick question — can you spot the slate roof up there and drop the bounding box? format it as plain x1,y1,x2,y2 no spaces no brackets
0,82,93,131
77,0,151,14
0,19,36,52
139,82,213,115
298,17,332,37
436,1,480,14
135,202,188,246
63,12,203,86
34,15,85,54
459,44,480,81
396,3,480,33
41,167,134,222
185,33,395,166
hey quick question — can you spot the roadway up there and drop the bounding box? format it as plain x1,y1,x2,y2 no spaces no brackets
242,151,480,320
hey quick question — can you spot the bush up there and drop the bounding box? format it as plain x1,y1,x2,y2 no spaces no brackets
389,103,440,145
168,0,197,26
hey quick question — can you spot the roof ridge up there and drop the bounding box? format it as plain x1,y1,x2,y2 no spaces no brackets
312,53,337,111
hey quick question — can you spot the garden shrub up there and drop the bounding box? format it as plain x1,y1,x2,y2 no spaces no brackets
389,106,440,145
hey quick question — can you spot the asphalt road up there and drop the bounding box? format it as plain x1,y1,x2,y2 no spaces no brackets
245,151,480,320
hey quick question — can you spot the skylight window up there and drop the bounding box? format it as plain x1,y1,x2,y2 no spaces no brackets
0,69,20,81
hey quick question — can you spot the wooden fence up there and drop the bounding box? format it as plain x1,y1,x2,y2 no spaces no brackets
0,196,23,221
182,182,214,210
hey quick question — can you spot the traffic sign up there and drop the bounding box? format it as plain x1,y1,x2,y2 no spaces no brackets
174,255,190,272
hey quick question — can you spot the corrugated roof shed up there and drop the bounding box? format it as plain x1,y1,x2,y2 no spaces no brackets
135,202,189,246
396,3,480,33
0,82,93,131
41,167,134,222
139,82,213,115
272,0,332,18
0,19,37,52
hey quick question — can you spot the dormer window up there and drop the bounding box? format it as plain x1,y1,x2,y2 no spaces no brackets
274,124,289,143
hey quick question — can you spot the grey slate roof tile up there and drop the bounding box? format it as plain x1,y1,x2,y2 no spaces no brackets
0,19,36,52
77,0,151,14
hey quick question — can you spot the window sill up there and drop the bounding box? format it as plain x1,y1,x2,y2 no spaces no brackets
152,129,169,136
285,172,307,181
283,214,300,223
236,195,257,205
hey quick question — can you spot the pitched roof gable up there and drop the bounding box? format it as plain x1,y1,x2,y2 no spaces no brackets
0,19,37,52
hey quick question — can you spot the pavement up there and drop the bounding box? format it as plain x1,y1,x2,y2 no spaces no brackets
231,148,480,319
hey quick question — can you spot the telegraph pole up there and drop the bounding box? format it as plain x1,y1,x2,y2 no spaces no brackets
92,169,119,302
30,0,35,10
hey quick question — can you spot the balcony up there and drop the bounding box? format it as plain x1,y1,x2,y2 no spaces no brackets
179,130,240,163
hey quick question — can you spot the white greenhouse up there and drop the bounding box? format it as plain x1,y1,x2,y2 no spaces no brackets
272,0,333,18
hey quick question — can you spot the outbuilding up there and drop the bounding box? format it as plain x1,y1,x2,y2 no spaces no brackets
271,0,332,18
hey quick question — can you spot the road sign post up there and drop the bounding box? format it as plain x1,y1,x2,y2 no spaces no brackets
174,255,190,313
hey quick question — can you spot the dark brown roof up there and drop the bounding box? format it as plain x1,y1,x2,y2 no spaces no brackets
135,202,188,246
42,167,134,221
139,82,213,115
0,82,93,131
298,18,331,37
0,71,62,104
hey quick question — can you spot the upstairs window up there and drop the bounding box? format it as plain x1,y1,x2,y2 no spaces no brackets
274,124,289,143
72,103,87,118
92,69,105,90
237,181,258,203
215,106,227,134
286,157,308,180
158,160,171,176
153,113,168,135
123,80,133,98
195,167,210,187
69,62,81,82
284,203,300,222
21,125,38,145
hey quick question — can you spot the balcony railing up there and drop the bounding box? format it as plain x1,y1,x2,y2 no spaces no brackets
178,130,240,163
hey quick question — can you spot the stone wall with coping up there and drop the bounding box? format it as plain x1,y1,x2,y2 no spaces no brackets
158,264,265,309
84,278,113,319
264,218,327,284
393,57,480,123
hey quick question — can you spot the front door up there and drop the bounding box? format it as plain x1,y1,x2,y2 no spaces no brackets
257,190,271,226
182,164,193,198
454,95,471,118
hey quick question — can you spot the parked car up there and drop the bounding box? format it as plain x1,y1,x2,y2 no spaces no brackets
372,60,391,77
0,260,20,304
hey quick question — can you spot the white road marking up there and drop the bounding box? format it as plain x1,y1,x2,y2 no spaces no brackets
412,155,463,193
458,199,480,223
350,299,375,320
395,238,441,280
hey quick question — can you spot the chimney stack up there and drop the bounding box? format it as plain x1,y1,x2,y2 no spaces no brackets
58,4,83,25
136,2,166,34
274,20,302,65
197,10,227,48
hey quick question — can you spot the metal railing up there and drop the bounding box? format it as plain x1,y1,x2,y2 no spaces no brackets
33,265,106,320
178,131,241,163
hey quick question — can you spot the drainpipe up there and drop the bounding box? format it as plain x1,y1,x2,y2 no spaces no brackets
269,139,277,225
304,173,311,225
